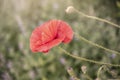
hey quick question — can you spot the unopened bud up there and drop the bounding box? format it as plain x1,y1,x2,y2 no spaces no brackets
81,65,87,74
65,6,75,13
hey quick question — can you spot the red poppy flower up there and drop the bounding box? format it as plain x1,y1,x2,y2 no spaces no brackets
30,20,73,53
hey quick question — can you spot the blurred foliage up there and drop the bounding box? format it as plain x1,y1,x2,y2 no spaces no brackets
0,0,120,80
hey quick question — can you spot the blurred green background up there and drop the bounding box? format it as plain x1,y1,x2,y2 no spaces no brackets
0,0,120,80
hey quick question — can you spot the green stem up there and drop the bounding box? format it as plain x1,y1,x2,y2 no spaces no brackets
67,6,120,55
73,8,120,29
75,33,120,55
59,47,120,67
97,65,105,79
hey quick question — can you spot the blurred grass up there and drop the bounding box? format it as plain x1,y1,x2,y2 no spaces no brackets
0,0,120,80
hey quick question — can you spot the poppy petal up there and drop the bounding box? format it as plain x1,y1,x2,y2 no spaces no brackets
30,20,73,53
62,23,73,43
57,21,73,43
35,37,65,53
30,21,58,52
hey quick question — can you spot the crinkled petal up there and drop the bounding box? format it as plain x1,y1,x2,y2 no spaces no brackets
57,20,73,43
30,20,58,52
35,37,64,53
30,20,73,53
